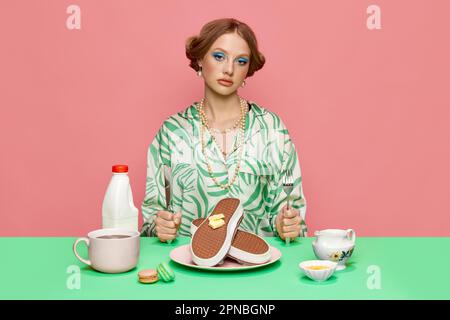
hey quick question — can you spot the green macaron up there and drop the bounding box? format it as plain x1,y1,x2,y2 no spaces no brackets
157,262,175,282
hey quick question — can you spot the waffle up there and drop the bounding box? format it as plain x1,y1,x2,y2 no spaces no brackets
190,198,243,267
191,218,271,265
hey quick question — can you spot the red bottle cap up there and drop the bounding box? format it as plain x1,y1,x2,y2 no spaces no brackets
112,164,128,173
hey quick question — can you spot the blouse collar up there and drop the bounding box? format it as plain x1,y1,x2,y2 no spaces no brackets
179,100,267,122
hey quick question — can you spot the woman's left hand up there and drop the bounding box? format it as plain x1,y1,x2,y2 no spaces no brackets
275,205,302,240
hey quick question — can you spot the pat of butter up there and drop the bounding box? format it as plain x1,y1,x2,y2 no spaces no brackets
208,214,225,221
208,218,225,229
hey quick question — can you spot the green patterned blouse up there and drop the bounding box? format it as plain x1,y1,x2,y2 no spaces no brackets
140,101,307,238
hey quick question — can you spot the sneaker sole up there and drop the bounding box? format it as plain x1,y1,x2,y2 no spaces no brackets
191,218,271,265
190,198,244,267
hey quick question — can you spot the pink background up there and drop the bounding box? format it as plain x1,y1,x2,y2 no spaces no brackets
1,0,449,237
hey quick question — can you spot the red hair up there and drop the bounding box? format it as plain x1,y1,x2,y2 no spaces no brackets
185,18,265,78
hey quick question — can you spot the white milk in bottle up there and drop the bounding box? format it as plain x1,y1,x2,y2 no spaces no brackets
102,164,138,231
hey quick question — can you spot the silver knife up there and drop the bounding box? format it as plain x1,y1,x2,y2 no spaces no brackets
163,165,174,244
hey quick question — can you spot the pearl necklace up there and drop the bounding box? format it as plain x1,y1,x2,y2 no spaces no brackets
202,103,242,158
196,97,248,189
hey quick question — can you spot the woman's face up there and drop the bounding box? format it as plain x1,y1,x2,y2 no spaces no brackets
199,32,251,96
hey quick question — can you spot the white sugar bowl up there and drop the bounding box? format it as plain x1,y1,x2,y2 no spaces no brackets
312,229,356,271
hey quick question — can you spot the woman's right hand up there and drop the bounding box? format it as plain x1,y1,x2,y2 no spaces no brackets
155,210,182,242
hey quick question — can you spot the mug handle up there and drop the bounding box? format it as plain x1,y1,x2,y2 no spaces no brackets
73,237,91,266
346,229,356,243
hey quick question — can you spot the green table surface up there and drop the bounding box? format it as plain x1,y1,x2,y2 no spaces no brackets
1,237,449,300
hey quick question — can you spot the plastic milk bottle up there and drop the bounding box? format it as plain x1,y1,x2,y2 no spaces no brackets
102,164,138,231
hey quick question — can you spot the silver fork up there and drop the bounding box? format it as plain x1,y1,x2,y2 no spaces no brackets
282,168,294,245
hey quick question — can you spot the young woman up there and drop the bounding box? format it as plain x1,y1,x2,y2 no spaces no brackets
141,18,307,243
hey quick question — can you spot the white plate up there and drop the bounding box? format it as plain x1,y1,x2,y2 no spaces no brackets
170,244,282,271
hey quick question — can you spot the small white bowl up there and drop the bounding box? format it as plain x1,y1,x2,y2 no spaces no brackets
299,260,337,282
